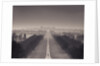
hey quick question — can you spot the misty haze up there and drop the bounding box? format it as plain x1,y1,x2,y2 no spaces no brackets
12,5,84,59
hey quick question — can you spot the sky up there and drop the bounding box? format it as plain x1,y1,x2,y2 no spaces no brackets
13,5,84,30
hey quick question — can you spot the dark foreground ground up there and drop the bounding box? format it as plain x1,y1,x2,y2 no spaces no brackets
12,32,83,59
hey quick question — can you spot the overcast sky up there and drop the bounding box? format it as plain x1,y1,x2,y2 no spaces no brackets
13,5,84,30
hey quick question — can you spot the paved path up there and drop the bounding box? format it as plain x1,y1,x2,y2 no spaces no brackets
26,31,71,59
27,36,47,58
45,30,51,59
49,34,71,59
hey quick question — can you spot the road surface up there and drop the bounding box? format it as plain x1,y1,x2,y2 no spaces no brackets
26,31,71,59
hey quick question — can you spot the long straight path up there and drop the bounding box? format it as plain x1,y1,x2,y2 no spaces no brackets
26,31,71,59
49,34,71,59
45,30,51,59
26,35,47,58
